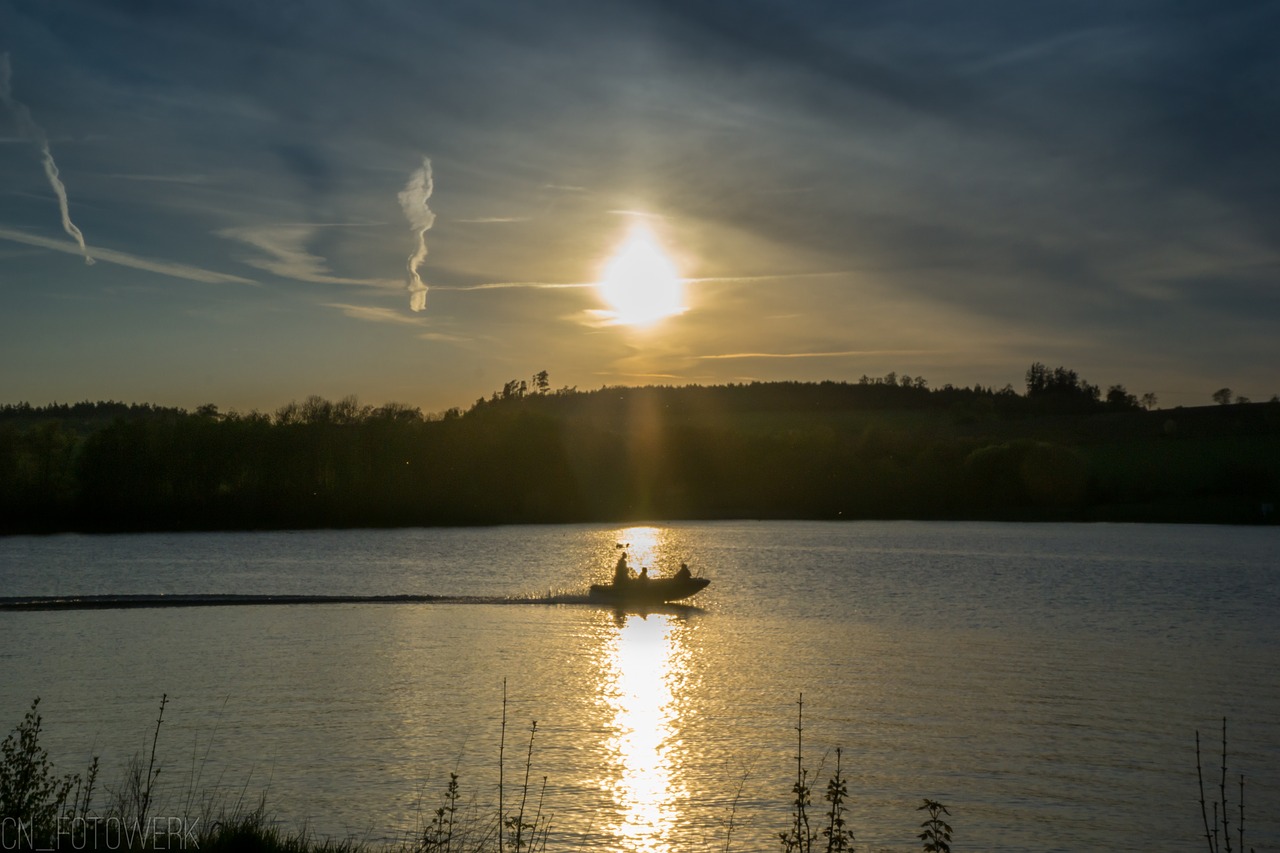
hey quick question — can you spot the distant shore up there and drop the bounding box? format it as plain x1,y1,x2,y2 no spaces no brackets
3,381,1277,535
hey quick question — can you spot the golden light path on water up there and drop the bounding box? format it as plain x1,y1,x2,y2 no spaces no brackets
597,526,693,852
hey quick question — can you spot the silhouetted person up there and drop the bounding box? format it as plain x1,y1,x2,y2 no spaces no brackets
638,567,649,581
614,552,630,584
676,562,692,580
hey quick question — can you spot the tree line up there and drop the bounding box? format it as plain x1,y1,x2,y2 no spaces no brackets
2,367,1278,533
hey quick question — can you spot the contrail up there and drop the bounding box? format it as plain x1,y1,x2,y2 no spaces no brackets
0,53,95,265
398,156,435,311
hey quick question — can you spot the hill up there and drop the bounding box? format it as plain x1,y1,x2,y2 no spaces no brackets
2,378,1278,533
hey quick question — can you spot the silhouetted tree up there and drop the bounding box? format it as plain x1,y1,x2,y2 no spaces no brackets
5,376,1280,533
1025,363,1101,410
1213,388,1233,406
1106,385,1138,409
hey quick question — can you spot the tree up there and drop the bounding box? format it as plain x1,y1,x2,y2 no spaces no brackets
1140,392,1158,411
1212,388,1233,406
1025,362,1050,395
1106,385,1138,409
1025,363,1100,408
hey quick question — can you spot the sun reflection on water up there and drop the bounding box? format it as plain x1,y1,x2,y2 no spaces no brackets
599,612,691,852
614,525,671,577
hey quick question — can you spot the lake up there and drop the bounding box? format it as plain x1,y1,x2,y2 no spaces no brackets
1,521,1277,851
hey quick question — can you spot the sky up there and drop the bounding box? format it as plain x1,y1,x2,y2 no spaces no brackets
2,0,1277,414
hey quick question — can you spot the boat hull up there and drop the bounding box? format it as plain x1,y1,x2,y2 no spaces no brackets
588,576,710,605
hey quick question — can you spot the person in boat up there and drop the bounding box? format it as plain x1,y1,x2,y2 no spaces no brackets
614,552,630,584
638,566,649,581
675,562,692,580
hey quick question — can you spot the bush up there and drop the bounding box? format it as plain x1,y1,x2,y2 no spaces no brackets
0,698,97,848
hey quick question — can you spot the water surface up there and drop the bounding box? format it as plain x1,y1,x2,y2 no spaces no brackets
2,521,1277,851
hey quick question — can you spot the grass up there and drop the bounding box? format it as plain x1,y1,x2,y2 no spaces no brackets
7,692,1258,852
1197,718,1254,853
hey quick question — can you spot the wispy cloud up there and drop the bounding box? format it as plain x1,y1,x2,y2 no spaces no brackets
218,225,394,287
398,157,435,312
418,331,470,343
106,172,212,185
699,349,939,360
0,226,254,285
0,53,94,265
455,216,529,224
434,280,592,291
323,303,423,325
608,209,666,219
593,371,689,381
685,271,853,285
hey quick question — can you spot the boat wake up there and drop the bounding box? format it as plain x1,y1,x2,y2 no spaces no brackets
0,592,704,614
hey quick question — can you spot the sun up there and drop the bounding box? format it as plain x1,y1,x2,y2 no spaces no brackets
597,222,686,327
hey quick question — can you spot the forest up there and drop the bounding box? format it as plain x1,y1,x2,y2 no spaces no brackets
1,366,1278,533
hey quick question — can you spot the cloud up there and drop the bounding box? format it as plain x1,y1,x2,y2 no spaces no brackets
0,226,254,285
684,271,852,285
418,331,470,343
699,349,938,360
0,53,95,266
323,303,469,343
218,225,395,287
106,172,212,185
323,303,424,325
608,209,666,219
398,157,435,312
435,280,592,291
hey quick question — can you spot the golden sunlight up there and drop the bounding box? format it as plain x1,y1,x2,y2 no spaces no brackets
597,222,686,327
600,614,690,851
616,525,663,570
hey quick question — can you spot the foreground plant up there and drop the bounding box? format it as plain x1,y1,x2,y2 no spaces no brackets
111,693,167,829
778,695,814,852
1197,718,1252,853
0,697,98,848
917,799,952,853
821,748,855,852
419,772,460,853
779,695,855,853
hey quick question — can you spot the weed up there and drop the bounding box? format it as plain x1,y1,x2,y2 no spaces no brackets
0,697,97,847
1197,718,1252,853
1,691,970,853
778,694,814,852
721,762,752,853
822,748,854,853
109,692,167,828
917,799,952,853
419,772,460,852
778,695,857,853
504,722,546,852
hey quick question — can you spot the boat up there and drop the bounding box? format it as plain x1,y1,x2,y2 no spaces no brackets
587,574,711,605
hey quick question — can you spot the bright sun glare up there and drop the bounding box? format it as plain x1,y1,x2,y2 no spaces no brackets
597,222,685,327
